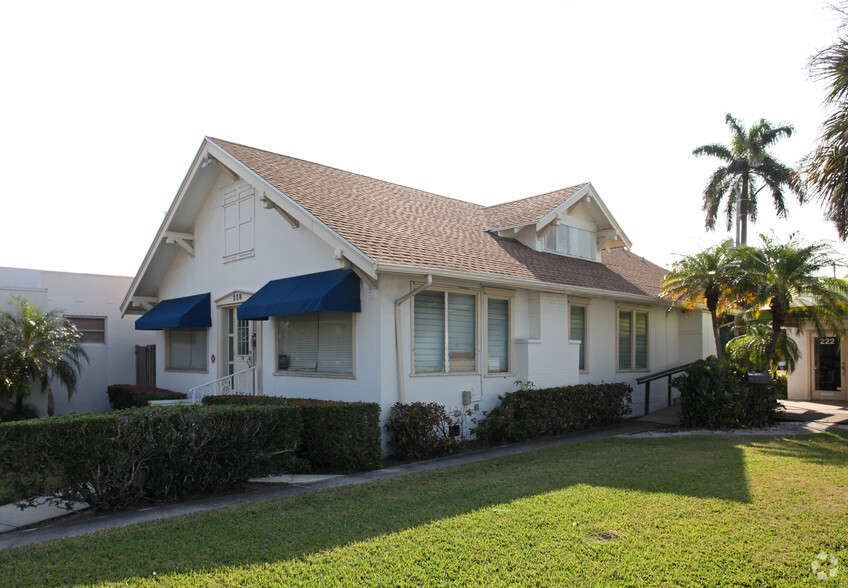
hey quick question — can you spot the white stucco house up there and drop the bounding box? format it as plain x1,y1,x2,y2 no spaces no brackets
121,137,714,429
0,267,155,416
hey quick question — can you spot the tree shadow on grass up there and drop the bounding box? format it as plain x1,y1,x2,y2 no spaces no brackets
747,428,848,467
0,433,800,586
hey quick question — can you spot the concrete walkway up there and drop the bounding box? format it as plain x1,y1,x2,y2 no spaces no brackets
0,399,844,551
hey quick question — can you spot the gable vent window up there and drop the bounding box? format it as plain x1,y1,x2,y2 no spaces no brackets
223,181,255,261
544,225,596,260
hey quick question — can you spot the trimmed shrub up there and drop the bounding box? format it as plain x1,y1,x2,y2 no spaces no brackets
107,384,187,410
672,357,780,429
384,402,461,461
0,404,301,510
202,395,382,473
475,382,633,444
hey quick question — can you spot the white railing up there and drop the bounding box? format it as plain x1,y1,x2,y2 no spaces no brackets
188,366,259,404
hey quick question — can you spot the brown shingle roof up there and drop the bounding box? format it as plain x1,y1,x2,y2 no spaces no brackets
210,138,665,298
483,184,587,230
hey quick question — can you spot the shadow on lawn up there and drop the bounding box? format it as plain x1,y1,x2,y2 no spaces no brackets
750,428,848,467
0,433,775,586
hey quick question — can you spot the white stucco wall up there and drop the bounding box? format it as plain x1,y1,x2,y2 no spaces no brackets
0,267,154,416
141,167,714,427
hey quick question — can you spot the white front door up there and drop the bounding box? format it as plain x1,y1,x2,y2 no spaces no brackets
224,307,261,376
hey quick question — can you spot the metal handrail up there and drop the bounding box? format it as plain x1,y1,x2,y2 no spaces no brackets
188,366,258,404
635,361,697,416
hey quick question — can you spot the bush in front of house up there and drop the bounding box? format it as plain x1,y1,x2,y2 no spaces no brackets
474,382,633,444
0,404,302,511
672,357,780,429
201,395,382,473
107,384,187,410
384,402,461,461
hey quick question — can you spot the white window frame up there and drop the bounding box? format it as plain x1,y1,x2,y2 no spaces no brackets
483,289,514,376
616,305,650,372
222,180,256,262
165,327,209,373
568,300,589,373
66,315,106,345
273,311,356,379
411,286,480,376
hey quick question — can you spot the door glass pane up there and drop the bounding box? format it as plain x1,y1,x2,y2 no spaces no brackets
815,337,841,391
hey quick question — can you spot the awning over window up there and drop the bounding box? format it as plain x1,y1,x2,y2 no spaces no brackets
237,269,361,321
135,293,212,330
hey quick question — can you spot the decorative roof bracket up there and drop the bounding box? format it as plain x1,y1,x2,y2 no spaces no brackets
164,231,195,257
260,193,299,228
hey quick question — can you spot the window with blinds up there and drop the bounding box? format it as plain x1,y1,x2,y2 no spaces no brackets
569,305,586,371
67,316,106,344
414,290,477,374
276,311,353,374
543,225,596,260
487,298,510,373
167,327,207,371
618,308,648,370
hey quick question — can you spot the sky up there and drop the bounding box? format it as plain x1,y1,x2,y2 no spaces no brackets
0,0,845,277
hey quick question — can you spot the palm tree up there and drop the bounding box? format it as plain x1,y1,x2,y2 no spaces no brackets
693,113,805,246
805,10,848,240
0,296,88,416
726,322,800,374
661,239,740,360
736,234,848,369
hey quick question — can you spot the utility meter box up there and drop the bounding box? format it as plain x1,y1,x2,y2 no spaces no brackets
462,390,472,406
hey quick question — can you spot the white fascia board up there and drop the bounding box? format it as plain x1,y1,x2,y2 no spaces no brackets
121,139,211,315
204,140,378,282
375,262,660,305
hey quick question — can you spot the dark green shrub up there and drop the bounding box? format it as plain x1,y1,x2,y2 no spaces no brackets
202,395,382,473
0,403,39,422
384,402,460,460
107,384,187,410
0,404,301,510
475,382,633,444
672,357,780,428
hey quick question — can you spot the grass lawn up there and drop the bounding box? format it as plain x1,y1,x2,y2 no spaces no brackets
1,430,846,587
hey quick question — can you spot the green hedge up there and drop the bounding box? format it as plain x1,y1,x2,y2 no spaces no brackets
475,383,633,444
672,357,781,428
107,384,187,410
0,405,301,511
201,396,382,473
384,402,461,460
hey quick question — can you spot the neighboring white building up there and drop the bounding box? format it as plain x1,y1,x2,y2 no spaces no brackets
122,137,715,429
786,329,847,402
0,267,155,416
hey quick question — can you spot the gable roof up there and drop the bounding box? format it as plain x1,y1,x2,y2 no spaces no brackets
122,137,667,313
209,138,664,298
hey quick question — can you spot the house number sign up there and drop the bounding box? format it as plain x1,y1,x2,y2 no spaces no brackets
232,292,244,302
820,337,838,345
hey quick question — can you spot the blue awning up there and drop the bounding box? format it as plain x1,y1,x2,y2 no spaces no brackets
237,269,361,321
135,293,212,330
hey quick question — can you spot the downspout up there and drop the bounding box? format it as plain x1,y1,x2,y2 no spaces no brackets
394,275,433,403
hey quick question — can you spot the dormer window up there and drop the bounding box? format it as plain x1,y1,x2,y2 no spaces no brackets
543,225,596,260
